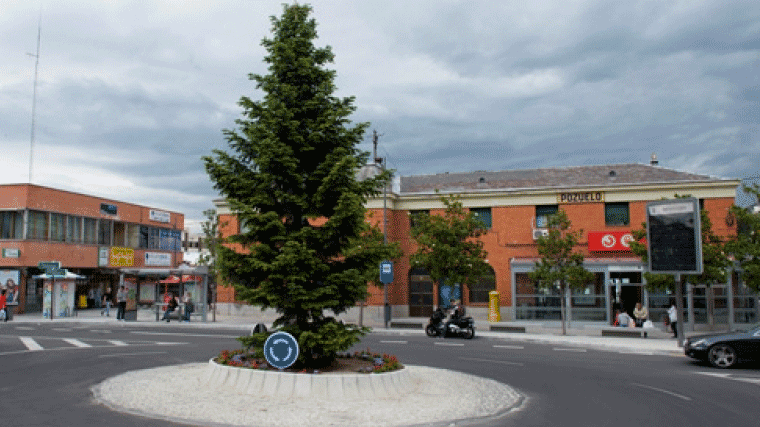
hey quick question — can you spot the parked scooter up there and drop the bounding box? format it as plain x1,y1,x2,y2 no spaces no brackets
425,307,475,339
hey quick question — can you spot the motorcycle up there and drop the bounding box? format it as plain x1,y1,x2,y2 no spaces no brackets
425,307,475,339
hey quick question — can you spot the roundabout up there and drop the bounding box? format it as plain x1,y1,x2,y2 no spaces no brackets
92,360,525,427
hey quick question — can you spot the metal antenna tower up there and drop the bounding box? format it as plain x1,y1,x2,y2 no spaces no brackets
28,11,42,183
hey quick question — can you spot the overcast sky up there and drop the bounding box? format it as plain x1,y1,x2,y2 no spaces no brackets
2,0,759,232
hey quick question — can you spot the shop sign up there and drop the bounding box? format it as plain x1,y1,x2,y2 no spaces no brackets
2,248,20,258
98,247,109,266
100,203,118,216
557,191,605,204
149,209,171,223
144,252,171,266
588,231,635,251
110,247,135,267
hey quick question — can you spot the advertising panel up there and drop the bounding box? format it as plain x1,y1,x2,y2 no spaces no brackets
145,252,171,266
0,270,20,304
150,209,171,223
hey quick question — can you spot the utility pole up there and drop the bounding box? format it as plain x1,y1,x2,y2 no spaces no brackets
372,130,391,328
28,11,42,183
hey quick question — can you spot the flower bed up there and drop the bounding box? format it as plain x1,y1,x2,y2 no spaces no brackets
214,348,403,374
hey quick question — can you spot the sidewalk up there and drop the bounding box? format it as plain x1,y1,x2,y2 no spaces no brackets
8,308,687,356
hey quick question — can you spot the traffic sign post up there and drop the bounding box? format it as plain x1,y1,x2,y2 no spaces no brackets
646,198,703,347
263,331,299,370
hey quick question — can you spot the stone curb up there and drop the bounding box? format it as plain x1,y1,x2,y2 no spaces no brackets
204,358,412,399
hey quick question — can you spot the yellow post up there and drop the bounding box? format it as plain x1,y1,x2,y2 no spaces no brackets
488,291,500,322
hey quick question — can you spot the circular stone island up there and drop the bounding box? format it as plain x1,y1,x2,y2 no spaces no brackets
93,359,525,427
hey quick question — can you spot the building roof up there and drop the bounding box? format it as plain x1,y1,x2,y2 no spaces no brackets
400,163,734,194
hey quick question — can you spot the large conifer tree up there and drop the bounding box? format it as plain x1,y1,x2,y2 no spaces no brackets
203,4,394,368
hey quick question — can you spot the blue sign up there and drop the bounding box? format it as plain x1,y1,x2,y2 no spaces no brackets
379,260,394,284
263,331,299,370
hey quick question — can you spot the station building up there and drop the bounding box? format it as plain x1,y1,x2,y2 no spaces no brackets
214,161,756,327
0,184,184,314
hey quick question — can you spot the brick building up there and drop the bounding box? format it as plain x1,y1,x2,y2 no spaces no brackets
0,184,184,314
214,162,754,326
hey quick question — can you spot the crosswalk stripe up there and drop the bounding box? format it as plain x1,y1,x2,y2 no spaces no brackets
62,338,91,348
20,337,43,351
109,340,128,346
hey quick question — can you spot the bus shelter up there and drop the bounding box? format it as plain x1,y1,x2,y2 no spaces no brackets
120,265,210,322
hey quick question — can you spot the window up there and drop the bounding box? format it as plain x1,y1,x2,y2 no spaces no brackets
113,222,126,246
409,210,429,229
535,205,558,228
0,211,24,239
126,223,140,248
605,202,630,226
83,218,97,244
139,225,149,248
469,268,496,304
66,216,82,243
98,219,112,245
471,207,492,229
27,210,48,240
50,213,66,242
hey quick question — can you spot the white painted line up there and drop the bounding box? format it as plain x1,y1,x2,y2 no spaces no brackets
15,327,34,331
553,347,587,352
62,338,91,348
695,372,760,385
618,351,655,355
493,345,524,350
131,331,240,339
154,342,186,346
91,330,112,334
53,328,72,332
19,337,43,351
631,383,691,401
380,340,408,344
459,357,524,366
109,340,128,346
98,351,167,358
434,342,465,347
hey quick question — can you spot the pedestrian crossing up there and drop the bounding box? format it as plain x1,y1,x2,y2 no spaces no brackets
1,336,186,355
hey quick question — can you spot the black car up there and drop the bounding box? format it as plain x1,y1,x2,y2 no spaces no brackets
684,323,760,368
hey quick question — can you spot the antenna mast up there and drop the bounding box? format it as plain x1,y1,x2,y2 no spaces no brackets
28,11,41,183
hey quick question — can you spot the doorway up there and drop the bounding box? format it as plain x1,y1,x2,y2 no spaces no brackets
409,269,434,317
609,272,642,323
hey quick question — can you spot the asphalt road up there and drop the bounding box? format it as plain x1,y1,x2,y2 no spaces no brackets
0,323,758,427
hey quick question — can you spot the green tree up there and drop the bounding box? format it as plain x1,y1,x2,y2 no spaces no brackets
726,184,760,292
198,209,222,319
528,209,594,335
629,195,732,326
410,193,490,305
202,4,396,368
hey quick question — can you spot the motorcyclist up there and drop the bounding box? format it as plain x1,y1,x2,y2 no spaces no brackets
442,299,463,337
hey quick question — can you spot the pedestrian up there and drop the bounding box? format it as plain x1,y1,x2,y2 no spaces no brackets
161,293,178,322
94,286,102,309
0,289,7,322
183,292,194,322
633,302,648,328
87,287,96,308
116,285,127,321
667,303,678,338
616,309,632,328
101,293,111,316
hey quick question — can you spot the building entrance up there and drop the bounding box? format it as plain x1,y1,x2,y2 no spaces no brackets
408,269,434,317
609,272,642,324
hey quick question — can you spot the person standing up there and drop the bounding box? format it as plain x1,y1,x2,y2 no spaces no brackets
0,289,7,322
116,286,127,321
668,303,678,338
633,303,648,328
183,292,194,322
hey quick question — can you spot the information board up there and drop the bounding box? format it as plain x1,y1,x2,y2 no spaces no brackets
645,198,702,274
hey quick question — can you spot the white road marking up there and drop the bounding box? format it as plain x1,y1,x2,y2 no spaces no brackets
131,331,240,339
618,350,655,355
380,340,408,344
553,347,587,352
434,342,465,347
493,345,525,350
19,337,43,351
459,357,524,366
62,338,91,348
53,328,72,332
91,330,112,334
109,340,128,346
630,383,691,401
15,327,34,331
695,372,760,385
99,351,167,358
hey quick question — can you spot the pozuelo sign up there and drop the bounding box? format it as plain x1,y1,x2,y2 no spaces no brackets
263,331,299,370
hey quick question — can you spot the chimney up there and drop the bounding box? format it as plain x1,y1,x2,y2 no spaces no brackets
650,153,658,166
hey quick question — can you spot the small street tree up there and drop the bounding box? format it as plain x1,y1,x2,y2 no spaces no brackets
528,209,594,335
198,208,222,320
202,4,396,368
726,184,760,292
629,196,732,326
410,193,490,306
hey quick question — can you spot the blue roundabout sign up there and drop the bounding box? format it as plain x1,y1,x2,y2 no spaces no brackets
263,331,299,370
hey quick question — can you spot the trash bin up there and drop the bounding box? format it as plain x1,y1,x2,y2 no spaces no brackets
488,291,500,322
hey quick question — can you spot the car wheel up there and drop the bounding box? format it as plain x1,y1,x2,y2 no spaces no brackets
708,344,737,368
